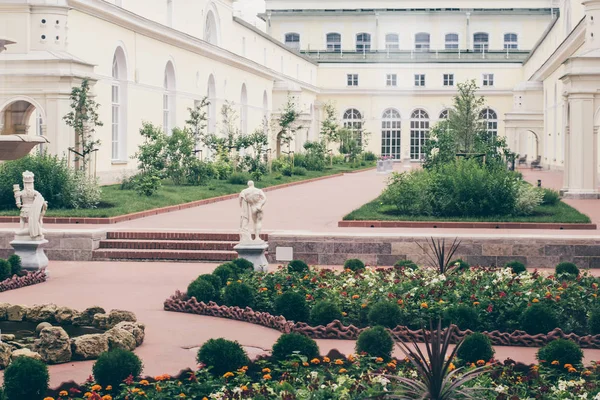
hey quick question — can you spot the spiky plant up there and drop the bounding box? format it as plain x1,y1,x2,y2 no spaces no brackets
416,237,462,274
386,320,490,400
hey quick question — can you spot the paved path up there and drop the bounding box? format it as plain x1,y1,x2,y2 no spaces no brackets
2,261,600,387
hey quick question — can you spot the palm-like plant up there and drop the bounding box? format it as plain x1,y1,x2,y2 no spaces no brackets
386,320,489,399
416,237,462,274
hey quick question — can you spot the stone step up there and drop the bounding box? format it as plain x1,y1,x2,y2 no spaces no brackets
98,239,237,251
106,231,268,242
92,248,238,262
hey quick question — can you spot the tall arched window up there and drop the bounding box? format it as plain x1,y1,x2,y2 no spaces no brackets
343,108,363,145
415,33,430,51
326,32,341,52
445,33,459,49
410,109,430,160
381,108,401,159
385,34,399,50
284,33,300,50
112,47,127,161
504,33,518,49
163,61,176,135
473,32,489,52
240,84,248,135
204,10,218,45
356,33,371,52
480,108,498,137
439,109,450,119
207,74,216,135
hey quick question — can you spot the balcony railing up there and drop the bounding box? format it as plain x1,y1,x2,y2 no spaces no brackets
299,49,530,63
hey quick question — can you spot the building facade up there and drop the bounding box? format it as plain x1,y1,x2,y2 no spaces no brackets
0,0,599,198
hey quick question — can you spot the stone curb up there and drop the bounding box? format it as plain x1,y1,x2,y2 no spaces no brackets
339,220,598,230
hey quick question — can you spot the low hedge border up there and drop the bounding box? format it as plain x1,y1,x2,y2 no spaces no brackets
0,270,46,292
338,220,597,230
164,290,600,349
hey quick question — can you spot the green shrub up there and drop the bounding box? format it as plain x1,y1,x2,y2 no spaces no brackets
228,172,251,185
274,292,309,322
394,260,418,270
515,184,544,215
7,255,21,276
282,164,293,177
505,261,526,274
0,259,12,281
288,260,309,273
187,278,218,303
363,151,377,162
303,141,327,171
542,188,561,206
187,159,217,186
367,302,403,328
450,259,470,271
223,282,255,309
92,349,143,388
356,326,394,360
197,338,249,376
214,160,233,180
589,308,600,335
231,258,254,274
212,263,237,285
292,167,307,176
520,304,559,334
196,274,224,291
272,333,319,361
344,259,365,272
443,305,480,331
457,333,495,364
537,339,583,368
3,356,49,400
310,301,342,326
555,262,579,279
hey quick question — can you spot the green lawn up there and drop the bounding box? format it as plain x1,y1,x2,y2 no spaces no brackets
0,164,373,218
343,197,592,224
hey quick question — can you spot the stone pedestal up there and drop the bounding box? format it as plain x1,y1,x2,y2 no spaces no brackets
10,239,48,271
402,157,412,169
234,242,269,272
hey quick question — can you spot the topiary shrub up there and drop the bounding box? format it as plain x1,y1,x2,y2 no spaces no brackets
212,263,237,286
231,258,254,274
0,259,12,281
223,282,254,309
537,339,583,368
197,338,249,376
228,172,251,185
589,308,600,335
450,259,470,271
520,304,559,334
505,261,526,275
356,326,394,360
292,167,307,176
3,356,49,400
555,262,579,279
367,302,403,328
274,291,309,322
7,255,21,276
541,188,561,206
344,259,365,272
272,333,320,361
394,260,418,270
310,300,342,326
196,274,223,292
187,278,218,303
288,260,309,273
443,305,480,331
92,349,143,388
456,333,495,364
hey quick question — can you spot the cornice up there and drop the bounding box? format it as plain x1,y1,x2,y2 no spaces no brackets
318,89,514,96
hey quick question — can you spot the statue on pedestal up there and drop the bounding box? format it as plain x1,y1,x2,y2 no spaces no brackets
13,171,47,241
239,181,267,244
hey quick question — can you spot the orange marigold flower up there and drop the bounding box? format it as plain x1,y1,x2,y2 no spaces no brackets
470,363,476,368
564,364,573,369
361,303,367,308
397,299,403,305
335,359,344,365
569,367,577,373
223,372,235,378
102,396,113,400
387,362,396,369
43,398,54,400
352,295,360,300
91,385,102,392
532,298,540,303
448,363,456,371
347,354,356,362
302,362,309,367
421,302,428,309
476,360,486,366
473,302,480,306
342,312,347,316
583,370,592,376
339,368,348,373
241,385,249,391
323,357,330,363
375,357,384,363
263,374,272,380
531,365,540,371
262,368,271,373
179,394,186,399
106,385,113,391
60,391,69,397
555,296,561,301
139,380,149,386
551,360,560,365
311,358,320,364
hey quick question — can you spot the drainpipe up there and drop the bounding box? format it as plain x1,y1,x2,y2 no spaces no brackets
466,12,471,50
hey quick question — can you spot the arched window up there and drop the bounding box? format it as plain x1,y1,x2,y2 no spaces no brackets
381,108,401,159
439,109,450,119
240,84,248,135
415,33,430,51
207,74,216,134
410,109,430,160
356,33,371,52
504,33,518,50
343,108,363,145
112,47,127,161
480,108,498,137
385,34,399,50
445,33,459,49
204,10,218,45
163,61,176,135
473,32,489,52
326,32,341,52
284,33,300,50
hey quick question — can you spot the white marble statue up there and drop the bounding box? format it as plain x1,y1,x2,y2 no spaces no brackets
13,171,47,241
239,180,267,244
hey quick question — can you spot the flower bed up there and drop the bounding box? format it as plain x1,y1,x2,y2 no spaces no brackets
0,269,46,292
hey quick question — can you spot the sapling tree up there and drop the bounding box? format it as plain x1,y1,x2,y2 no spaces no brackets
185,97,210,151
276,95,304,155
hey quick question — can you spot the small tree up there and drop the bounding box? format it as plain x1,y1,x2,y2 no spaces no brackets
131,122,167,195
241,118,269,180
320,101,340,150
276,95,304,156
185,97,210,152
339,117,370,164
63,78,103,171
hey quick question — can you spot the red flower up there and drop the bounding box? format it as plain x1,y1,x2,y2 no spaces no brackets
69,388,82,394
341,292,347,297
124,375,134,385
499,291,506,298
487,304,493,313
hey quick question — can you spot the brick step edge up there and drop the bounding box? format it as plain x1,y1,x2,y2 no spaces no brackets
92,249,238,261
338,220,598,230
99,239,237,250
106,232,268,241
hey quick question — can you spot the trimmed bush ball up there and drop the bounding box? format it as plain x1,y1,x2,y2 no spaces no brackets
344,259,365,272
196,274,223,291
197,338,249,376
555,262,579,279
450,259,470,271
542,188,561,206
231,258,254,274
0,259,12,281
228,172,251,185
272,333,320,361
367,302,403,328
292,167,307,176
443,305,480,331
288,260,309,273
394,260,418,270
356,326,394,360
457,333,495,364
520,304,559,335
187,278,218,303
7,255,21,276
309,300,343,326
223,282,255,309
92,349,143,388
3,356,49,400
212,263,237,285
505,261,526,275
274,291,309,322
590,308,600,335
537,339,583,368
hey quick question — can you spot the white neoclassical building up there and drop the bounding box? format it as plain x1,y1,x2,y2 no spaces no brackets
0,0,599,198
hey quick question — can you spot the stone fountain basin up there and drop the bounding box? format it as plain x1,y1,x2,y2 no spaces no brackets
0,321,103,344
0,135,49,160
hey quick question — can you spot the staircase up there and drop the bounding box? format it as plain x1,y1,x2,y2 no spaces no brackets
93,232,267,262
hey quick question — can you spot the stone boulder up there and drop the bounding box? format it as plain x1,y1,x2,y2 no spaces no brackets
0,343,12,368
114,321,145,346
36,327,72,364
92,313,110,330
105,327,136,351
55,306,80,324
0,303,11,321
1,334,15,342
35,322,52,337
93,310,136,330
7,305,27,321
71,334,109,360
11,348,42,361
26,304,58,323
72,306,105,326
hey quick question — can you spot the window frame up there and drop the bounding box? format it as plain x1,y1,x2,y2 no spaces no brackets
503,33,518,50
326,32,341,52
445,33,459,49
483,73,495,87
284,32,300,50
381,108,402,160
347,73,359,86
473,32,489,52
414,74,426,87
356,32,372,52
385,33,399,50
386,73,397,87
443,73,454,87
